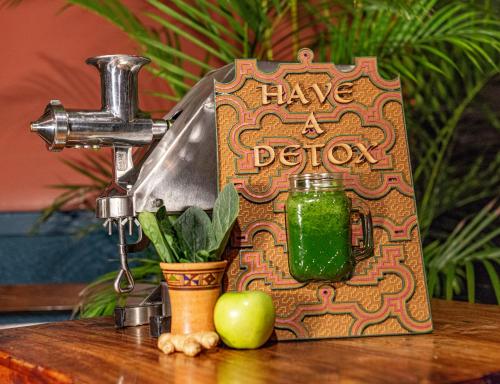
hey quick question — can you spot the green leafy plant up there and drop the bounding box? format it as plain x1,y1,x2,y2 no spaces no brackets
424,200,500,303
32,0,499,313
138,183,240,263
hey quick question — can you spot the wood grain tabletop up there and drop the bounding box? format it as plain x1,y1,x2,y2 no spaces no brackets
0,284,86,313
0,299,499,384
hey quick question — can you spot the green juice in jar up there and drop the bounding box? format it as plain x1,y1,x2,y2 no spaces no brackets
286,174,354,282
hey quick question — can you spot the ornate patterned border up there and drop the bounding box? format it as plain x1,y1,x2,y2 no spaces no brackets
215,49,432,340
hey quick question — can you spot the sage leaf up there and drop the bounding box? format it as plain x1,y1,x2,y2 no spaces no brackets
173,206,215,261
211,183,239,256
138,212,174,263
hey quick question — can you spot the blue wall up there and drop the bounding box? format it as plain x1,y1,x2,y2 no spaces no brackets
0,211,118,284
0,211,119,324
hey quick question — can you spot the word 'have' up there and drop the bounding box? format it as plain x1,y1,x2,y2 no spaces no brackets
259,82,353,136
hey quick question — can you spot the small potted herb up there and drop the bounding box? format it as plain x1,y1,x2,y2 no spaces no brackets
138,183,239,334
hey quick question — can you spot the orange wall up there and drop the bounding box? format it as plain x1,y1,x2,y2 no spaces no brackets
0,1,168,211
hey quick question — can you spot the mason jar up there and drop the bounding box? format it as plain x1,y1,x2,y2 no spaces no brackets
286,173,373,282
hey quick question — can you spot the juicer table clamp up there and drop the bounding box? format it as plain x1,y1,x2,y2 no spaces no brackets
114,283,171,332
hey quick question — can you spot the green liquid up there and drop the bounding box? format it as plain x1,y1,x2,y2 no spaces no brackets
286,190,353,282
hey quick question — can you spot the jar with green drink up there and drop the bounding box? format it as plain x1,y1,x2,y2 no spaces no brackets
286,173,373,282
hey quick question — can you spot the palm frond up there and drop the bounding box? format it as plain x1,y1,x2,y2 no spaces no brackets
425,201,500,303
0,0,22,9
55,0,500,309
76,252,162,317
31,154,111,233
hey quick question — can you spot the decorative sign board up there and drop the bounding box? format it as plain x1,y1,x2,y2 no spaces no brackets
214,49,432,340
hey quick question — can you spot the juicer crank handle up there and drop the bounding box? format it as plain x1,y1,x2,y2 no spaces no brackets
351,203,374,262
114,220,134,294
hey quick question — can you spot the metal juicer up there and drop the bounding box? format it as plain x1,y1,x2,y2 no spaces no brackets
31,54,229,294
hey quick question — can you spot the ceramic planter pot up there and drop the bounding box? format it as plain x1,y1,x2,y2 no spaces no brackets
160,260,227,334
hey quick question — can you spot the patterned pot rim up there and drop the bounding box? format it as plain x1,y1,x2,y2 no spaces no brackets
160,260,227,290
159,260,227,272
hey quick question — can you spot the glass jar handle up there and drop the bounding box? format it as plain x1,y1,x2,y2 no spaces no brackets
351,201,374,262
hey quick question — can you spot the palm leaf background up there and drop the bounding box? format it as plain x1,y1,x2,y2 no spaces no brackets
40,0,499,314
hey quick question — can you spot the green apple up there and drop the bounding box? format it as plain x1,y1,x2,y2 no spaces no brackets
214,290,275,349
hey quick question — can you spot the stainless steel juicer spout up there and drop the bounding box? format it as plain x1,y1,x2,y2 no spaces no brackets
31,55,170,293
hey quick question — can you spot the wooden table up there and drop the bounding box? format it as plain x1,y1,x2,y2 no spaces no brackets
0,299,498,384
0,284,86,313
